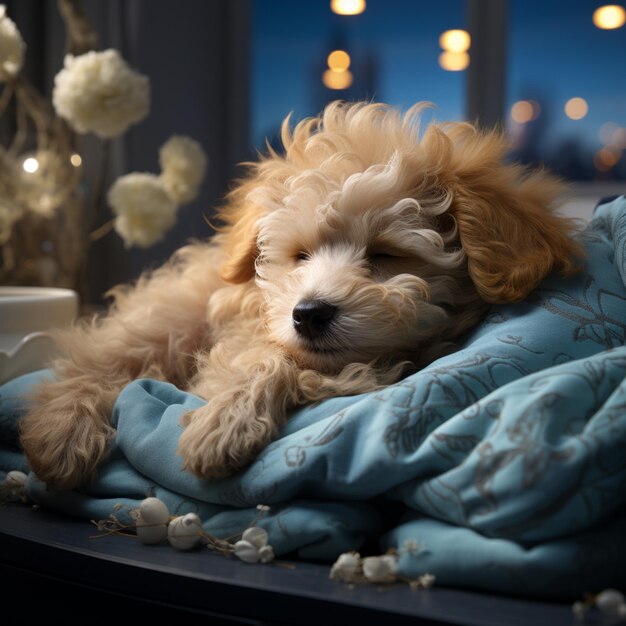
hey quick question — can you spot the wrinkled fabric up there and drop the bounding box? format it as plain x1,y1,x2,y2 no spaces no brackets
2,196,625,600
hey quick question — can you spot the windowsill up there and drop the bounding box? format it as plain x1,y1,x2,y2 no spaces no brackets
0,504,580,626
560,181,625,221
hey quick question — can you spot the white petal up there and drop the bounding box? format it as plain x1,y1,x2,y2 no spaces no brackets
242,526,268,549
234,540,260,563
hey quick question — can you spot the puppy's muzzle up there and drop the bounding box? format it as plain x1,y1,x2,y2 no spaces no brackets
292,300,338,340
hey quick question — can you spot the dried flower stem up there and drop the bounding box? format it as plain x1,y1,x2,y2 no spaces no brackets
87,139,111,234
219,505,271,543
56,0,99,55
0,78,16,117
75,138,110,301
91,505,274,560
0,0,97,299
89,218,114,242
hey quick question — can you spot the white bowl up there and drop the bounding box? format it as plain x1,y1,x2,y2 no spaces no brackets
0,287,79,384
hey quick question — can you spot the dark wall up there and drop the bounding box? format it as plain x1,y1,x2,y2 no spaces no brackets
7,0,251,303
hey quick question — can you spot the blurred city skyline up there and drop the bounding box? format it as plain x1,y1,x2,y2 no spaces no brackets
252,0,626,181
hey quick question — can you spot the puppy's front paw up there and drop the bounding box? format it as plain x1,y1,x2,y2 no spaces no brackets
177,404,276,481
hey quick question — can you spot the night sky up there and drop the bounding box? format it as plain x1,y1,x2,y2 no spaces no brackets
252,0,626,180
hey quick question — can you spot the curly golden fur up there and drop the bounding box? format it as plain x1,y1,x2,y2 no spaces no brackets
19,101,584,489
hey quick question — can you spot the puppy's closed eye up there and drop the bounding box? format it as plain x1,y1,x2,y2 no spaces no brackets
366,250,411,279
366,248,410,267
368,251,401,262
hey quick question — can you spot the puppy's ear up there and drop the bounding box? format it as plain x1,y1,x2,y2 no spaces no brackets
446,127,584,304
219,144,293,284
219,203,261,284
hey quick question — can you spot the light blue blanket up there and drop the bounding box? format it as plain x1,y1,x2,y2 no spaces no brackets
2,197,625,600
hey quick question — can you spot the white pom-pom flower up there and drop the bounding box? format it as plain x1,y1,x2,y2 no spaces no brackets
0,5,25,81
131,496,171,544
159,135,207,204
361,554,398,583
596,589,626,619
233,527,275,564
137,497,170,525
53,49,149,138
0,470,29,503
329,552,361,582
107,173,177,248
167,513,203,551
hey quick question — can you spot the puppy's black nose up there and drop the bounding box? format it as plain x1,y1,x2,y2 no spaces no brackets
292,300,338,339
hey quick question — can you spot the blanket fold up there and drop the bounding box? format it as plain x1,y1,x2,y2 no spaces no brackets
2,196,625,600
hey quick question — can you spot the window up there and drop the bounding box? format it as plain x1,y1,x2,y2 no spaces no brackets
507,0,626,182
252,0,466,150
252,0,626,186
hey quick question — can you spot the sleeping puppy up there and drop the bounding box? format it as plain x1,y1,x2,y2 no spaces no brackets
19,101,584,489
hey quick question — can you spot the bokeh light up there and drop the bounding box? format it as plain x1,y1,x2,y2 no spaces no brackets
611,127,626,148
327,50,351,72
594,146,622,171
564,97,588,120
600,145,622,166
439,29,471,53
592,5,626,29
322,68,354,89
599,121,620,144
70,153,82,167
22,157,39,173
511,100,541,123
330,0,366,16
438,51,469,71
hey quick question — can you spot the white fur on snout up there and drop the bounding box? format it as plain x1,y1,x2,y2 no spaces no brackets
299,245,369,302
258,243,449,368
